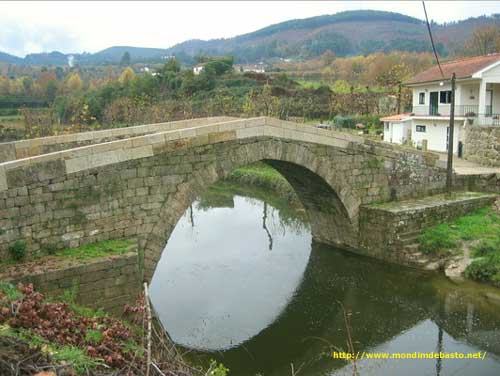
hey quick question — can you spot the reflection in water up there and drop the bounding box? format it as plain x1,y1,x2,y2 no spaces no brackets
150,182,500,376
150,193,311,351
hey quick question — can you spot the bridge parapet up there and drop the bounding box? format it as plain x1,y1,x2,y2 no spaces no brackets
0,117,440,193
0,116,236,163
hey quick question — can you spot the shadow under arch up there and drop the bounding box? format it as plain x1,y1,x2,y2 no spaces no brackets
141,139,361,282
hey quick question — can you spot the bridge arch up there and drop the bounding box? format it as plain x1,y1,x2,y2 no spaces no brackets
141,138,361,281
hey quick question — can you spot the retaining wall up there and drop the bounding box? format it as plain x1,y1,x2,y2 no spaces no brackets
464,126,500,167
3,251,141,316
359,193,497,263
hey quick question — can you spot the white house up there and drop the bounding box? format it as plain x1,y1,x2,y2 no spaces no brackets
382,53,500,155
235,63,266,73
193,64,205,75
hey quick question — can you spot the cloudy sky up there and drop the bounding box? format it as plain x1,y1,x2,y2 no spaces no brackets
1,1,499,57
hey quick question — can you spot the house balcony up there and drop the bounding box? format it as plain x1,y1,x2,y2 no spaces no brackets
411,105,479,117
411,105,499,126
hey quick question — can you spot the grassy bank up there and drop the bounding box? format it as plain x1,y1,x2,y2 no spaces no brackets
2,239,134,266
418,205,500,286
224,161,297,201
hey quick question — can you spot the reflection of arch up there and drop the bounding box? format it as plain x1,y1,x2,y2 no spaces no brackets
204,242,430,375
142,139,361,281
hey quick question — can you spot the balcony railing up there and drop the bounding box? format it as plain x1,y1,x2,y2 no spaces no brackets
411,105,479,117
410,104,499,125
477,113,500,126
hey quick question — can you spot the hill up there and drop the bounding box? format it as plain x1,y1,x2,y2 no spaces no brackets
1,10,499,66
0,51,23,65
81,46,170,64
166,10,500,62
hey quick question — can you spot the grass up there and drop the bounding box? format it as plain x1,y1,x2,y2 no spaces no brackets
224,161,295,197
419,206,500,256
52,346,104,374
418,205,500,286
465,237,500,287
0,239,134,269
54,239,133,260
2,327,104,374
0,282,23,301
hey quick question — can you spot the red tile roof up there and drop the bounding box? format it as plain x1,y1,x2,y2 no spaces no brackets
380,113,411,121
405,53,500,85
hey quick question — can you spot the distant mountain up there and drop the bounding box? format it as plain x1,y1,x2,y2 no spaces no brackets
1,10,499,66
81,46,170,64
0,46,170,67
166,10,500,62
0,51,23,64
24,51,69,66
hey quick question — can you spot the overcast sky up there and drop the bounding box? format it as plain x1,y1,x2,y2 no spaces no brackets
1,1,499,57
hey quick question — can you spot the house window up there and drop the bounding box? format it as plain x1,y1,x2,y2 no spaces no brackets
440,90,452,104
416,125,426,132
418,92,425,104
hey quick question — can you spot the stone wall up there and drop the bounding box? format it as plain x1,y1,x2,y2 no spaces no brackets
464,126,500,167
359,193,497,264
5,251,140,316
455,173,500,194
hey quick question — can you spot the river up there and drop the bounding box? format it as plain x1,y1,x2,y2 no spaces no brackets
150,181,500,376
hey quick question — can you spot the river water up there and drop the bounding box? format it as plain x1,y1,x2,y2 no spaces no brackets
150,182,500,376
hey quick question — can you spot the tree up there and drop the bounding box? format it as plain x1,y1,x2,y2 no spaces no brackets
119,67,135,85
120,51,131,66
466,26,500,55
161,58,181,73
64,73,83,93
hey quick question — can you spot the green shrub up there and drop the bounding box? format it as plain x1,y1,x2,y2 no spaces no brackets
465,258,498,282
208,360,229,376
8,240,27,261
472,238,500,257
418,225,457,254
84,329,103,344
42,243,58,255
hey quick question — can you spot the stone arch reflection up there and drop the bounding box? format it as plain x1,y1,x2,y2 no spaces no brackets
149,181,313,351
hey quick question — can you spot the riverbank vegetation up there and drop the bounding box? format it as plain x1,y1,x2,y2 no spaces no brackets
223,162,298,201
0,282,222,375
1,239,134,271
418,205,500,286
198,166,308,232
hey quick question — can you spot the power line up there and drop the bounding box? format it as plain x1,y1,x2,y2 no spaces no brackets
422,1,445,78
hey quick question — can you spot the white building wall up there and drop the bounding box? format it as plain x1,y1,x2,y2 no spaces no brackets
459,82,480,107
412,82,453,115
383,121,411,144
410,119,464,154
481,62,500,81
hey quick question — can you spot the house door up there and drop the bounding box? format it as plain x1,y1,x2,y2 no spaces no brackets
486,90,493,116
430,92,439,115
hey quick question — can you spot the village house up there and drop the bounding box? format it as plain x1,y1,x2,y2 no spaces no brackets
235,62,266,73
193,63,205,75
382,53,500,156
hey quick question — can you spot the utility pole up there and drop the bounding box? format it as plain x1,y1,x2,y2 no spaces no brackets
446,73,456,195
397,82,402,114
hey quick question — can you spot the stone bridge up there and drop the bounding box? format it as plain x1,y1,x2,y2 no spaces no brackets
0,117,485,281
